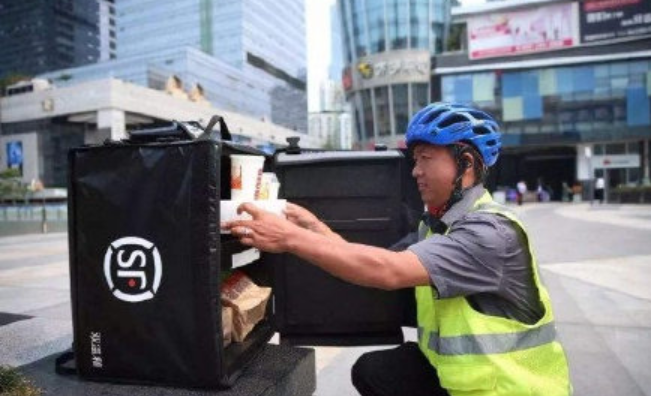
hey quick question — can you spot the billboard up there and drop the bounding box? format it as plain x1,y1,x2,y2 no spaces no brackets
467,3,579,60
6,141,23,176
580,0,651,43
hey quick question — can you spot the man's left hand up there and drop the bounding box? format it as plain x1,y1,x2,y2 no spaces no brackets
221,203,299,253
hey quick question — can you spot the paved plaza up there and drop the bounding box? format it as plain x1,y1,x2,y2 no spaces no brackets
1,202,651,395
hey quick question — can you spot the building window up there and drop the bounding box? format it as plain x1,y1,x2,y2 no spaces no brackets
340,1,353,63
354,107,363,142
361,89,374,140
375,86,391,136
409,0,429,49
411,83,429,113
367,0,385,53
352,1,368,57
605,143,626,155
393,84,409,135
388,0,408,50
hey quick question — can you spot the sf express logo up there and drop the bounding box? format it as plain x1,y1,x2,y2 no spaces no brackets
103,237,162,303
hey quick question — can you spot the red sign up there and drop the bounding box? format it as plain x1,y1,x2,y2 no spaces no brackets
342,67,352,91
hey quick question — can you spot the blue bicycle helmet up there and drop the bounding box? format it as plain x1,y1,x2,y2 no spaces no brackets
405,102,502,166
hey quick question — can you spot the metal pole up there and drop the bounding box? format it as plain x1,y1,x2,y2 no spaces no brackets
41,198,47,233
604,170,609,204
587,157,593,204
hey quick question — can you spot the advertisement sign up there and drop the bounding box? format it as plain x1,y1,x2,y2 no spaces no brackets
467,3,579,60
6,141,23,175
592,154,641,169
342,66,353,92
349,50,430,91
580,0,651,43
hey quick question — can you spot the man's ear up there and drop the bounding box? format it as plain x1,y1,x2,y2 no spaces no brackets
461,153,474,170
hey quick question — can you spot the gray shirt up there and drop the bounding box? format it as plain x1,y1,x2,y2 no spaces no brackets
408,185,544,324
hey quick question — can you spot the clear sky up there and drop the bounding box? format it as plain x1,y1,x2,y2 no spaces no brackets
306,0,336,112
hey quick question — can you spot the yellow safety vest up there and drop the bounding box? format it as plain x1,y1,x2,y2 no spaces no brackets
415,192,571,396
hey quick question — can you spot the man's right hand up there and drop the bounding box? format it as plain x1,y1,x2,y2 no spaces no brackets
284,203,320,229
284,203,343,240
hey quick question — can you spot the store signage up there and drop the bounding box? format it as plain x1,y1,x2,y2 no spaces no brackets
467,3,579,60
349,51,430,91
357,59,429,80
358,62,374,79
580,0,651,43
592,154,640,169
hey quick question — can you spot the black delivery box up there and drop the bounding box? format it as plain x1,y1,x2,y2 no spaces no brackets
65,119,419,388
271,150,418,346
65,120,274,388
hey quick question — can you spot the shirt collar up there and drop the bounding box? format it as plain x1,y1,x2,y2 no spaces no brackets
420,184,487,236
440,184,487,227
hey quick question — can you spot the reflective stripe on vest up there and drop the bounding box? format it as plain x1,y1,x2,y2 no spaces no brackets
425,321,557,356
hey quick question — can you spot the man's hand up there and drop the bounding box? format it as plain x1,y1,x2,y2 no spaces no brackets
284,203,321,229
222,203,300,253
284,202,343,240
222,203,429,289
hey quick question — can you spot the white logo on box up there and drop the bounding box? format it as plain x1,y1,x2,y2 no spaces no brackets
103,237,162,303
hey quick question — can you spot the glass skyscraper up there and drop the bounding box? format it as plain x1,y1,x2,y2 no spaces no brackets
337,0,451,148
0,0,104,80
38,0,307,133
114,0,307,132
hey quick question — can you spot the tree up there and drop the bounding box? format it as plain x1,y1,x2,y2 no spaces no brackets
0,168,27,201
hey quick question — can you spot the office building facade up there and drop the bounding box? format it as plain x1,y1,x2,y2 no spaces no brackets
0,0,104,80
436,0,651,198
338,0,452,148
34,0,306,133
115,0,307,132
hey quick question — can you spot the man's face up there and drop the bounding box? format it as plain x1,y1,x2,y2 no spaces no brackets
411,144,457,208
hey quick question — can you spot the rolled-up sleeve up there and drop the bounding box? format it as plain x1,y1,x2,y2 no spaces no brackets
408,212,511,299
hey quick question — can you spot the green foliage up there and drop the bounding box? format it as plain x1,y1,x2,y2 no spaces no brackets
0,169,27,200
0,366,41,396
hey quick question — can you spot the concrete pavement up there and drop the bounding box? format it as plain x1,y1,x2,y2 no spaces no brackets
1,202,651,395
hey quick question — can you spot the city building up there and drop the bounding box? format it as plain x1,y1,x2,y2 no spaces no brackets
0,79,323,187
309,80,353,149
38,0,308,133
435,0,651,199
337,0,452,149
98,0,117,62
0,0,108,79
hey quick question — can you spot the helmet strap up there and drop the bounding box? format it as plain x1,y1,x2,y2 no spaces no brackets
445,169,465,210
444,144,475,210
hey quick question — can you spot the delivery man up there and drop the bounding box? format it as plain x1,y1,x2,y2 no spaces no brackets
223,102,571,396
